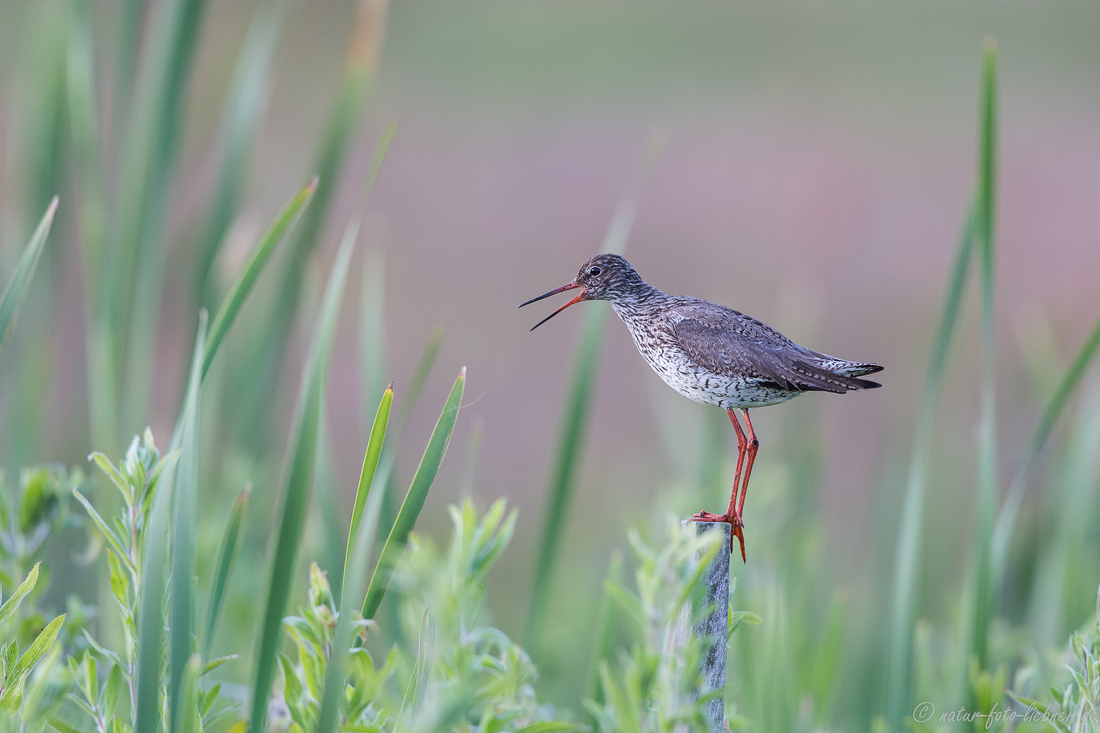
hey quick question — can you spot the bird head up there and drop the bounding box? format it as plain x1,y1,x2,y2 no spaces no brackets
520,253,644,330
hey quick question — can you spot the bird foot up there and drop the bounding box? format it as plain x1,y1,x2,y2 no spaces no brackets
689,511,747,563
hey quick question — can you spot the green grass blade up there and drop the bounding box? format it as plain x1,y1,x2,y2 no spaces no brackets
884,204,975,724
362,367,466,620
344,384,394,595
396,325,445,432
235,120,392,454
964,38,999,675
317,430,389,733
246,225,356,733
202,179,317,378
0,197,58,367
526,136,662,653
375,326,445,542
202,484,250,660
992,314,1100,590
354,122,397,215
360,249,388,426
253,12,380,415
114,0,143,114
134,454,180,730
172,654,202,733
195,5,283,307
117,0,206,434
168,313,206,730
16,3,67,241
66,2,119,452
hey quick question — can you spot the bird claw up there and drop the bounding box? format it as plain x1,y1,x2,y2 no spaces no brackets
689,511,748,562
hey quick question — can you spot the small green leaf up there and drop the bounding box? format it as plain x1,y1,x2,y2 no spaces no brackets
48,718,84,733
0,197,58,367
343,384,393,596
517,723,580,733
88,453,134,506
106,550,130,610
0,562,41,625
102,663,123,717
202,654,239,676
9,613,65,681
2,640,17,677
84,654,98,708
603,580,647,633
72,489,130,562
80,630,126,671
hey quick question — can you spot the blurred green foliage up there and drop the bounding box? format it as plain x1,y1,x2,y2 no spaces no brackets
0,2,1097,732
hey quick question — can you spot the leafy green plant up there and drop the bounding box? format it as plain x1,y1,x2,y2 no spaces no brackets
280,499,575,733
586,520,730,733
0,564,66,721
1009,588,1100,733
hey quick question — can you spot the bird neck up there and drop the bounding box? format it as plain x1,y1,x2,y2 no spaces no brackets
608,284,664,319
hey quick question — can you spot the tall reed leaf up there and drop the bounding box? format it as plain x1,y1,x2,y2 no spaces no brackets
203,484,250,660
965,39,999,674
317,402,391,733
195,5,283,307
397,326,446,434
254,5,382,413
344,384,393,593
884,206,975,724
374,327,445,539
360,249,388,424
118,0,206,435
992,315,1100,592
362,368,466,620
202,179,317,378
0,197,58,368
169,312,206,730
354,126,397,429
66,4,117,452
133,317,202,732
172,654,202,733
247,229,355,733
526,137,662,653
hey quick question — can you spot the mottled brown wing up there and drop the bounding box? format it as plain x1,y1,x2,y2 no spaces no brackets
671,317,856,394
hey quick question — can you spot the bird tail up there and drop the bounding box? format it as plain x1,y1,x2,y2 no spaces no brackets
796,358,880,391
818,359,884,380
829,361,883,390
845,374,882,390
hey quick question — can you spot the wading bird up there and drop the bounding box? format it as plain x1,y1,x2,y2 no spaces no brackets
521,254,882,561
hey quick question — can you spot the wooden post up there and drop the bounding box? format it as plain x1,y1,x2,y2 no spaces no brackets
681,520,730,733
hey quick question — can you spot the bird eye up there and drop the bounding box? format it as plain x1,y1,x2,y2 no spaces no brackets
589,267,602,277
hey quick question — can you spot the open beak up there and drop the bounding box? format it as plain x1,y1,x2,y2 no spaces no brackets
519,281,586,331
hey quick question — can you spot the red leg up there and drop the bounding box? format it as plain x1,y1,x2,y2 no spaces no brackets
725,409,747,519
691,408,749,562
735,409,758,524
